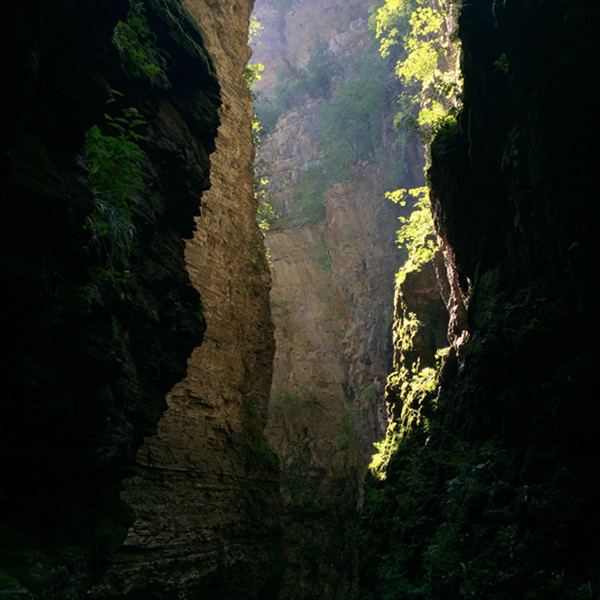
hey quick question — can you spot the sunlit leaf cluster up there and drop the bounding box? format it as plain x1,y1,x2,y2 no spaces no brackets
372,0,461,142
369,0,418,58
387,186,437,283
243,61,265,89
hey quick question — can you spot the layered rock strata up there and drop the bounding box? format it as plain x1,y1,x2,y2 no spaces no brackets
0,0,280,598
0,0,221,597
251,0,425,596
92,1,281,598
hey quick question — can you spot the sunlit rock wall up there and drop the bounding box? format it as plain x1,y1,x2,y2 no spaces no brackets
251,0,424,596
91,1,281,599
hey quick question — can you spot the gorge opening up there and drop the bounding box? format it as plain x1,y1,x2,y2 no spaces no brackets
248,0,457,596
1,0,599,598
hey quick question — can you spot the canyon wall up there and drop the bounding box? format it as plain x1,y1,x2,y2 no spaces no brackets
251,0,425,596
5,0,596,598
92,1,282,598
359,0,600,598
0,1,279,598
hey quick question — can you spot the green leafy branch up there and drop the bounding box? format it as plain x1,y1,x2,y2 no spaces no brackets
372,0,462,143
387,186,437,283
84,93,147,276
112,0,170,87
244,62,265,89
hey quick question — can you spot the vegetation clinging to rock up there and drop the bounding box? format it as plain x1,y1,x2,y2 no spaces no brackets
358,0,600,597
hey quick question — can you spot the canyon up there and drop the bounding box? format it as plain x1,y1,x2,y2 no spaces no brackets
250,0,428,595
1,0,279,597
1,0,599,599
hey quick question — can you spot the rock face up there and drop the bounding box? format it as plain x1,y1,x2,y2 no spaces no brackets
0,1,279,598
0,0,219,596
91,1,281,599
359,1,600,598
251,0,424,596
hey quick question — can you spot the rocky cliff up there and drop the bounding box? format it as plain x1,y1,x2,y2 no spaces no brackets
251,0,425,596
0,1,279,598
92,1,281,598
359,0,600,598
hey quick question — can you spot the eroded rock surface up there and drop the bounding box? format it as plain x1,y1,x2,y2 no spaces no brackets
251,0,424,595
92,1,281,598
0,0,222,597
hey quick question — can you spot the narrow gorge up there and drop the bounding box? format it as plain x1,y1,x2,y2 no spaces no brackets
1,0,599,599
249,0,432,595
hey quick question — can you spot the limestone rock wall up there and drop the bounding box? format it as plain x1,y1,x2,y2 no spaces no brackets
251,0,425,596
92,1,281,599
0,0,280,598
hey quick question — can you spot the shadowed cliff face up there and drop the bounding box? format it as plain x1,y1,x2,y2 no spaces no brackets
359,1,600,598
90,1,282,599
0,0,276,597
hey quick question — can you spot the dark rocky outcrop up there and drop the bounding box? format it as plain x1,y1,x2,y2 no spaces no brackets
360,1,600,598
0,1,222,596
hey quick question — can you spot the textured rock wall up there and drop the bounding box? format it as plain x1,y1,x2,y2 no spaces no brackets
0,0,221,597
359,1,600,597
0,0,281,598
251,0,425,596
92,1,282,599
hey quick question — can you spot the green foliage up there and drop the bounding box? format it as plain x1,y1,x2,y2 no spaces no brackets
292,172,327,225
319,51,386,175
362,426,597,600
84,95,147,277
387,186,437,283
253,65,299,130
271,385,319,409
369,0,418,59
255,176,275,232
358,3,600,599
429,112,459,157
244,62,264,89
396,6,444,82
366,186,440,480
251,112,263,149
494,52,510,73
254,39,338,131
305,37,339,97
248,14,263,41
256,40,395,228
331,409,359,450
368,422,402,478
369,359,438,480
315,240,333,272
255,27,405,235
372,0,461,142
112,0,170,87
